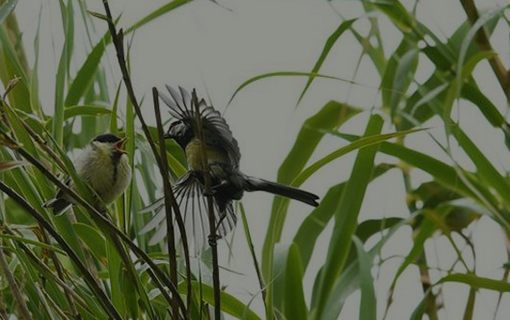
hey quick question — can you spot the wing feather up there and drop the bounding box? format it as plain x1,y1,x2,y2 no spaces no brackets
139,172,237,255
159,86,241,169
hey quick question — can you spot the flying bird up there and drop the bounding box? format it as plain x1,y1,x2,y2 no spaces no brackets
141,86,319,252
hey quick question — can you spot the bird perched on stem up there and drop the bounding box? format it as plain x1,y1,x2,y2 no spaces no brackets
45,134,131,215
141,86,319,252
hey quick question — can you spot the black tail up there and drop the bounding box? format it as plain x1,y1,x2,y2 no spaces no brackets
43,198,72,216
243,176,319,207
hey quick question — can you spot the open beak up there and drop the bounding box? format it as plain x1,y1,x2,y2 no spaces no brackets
115,138,128,154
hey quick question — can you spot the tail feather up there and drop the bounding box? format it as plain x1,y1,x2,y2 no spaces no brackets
44,198,72,216
243,176,319,207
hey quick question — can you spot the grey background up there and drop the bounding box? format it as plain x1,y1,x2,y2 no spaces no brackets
10,0,510,318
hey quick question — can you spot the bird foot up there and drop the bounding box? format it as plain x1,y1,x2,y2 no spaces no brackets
203,189,216,197
208,234,220,247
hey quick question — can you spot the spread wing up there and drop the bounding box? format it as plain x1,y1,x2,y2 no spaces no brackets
159,85,241,169
139,172,237,255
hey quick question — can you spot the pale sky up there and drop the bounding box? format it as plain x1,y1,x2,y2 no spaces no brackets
11,0,510,319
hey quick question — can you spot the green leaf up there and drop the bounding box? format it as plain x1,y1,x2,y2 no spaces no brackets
455,7,505,100
109,82,122,133
65,37,109,106
320,217,405,320
452,125,510,208
349,8,386,76
239,203,268,316
312,114,383,320
380,36,418,119
353,237,376,320
0,26,31,113
410,290,430,320
29,5,43,117
178,281,262,320
0,160,28,172
125,0,191,33
372,0,414,33
65,0,193,106
0,0,18,26
262,101,360,320
74,223,107,263
284,244,308,320
336,132,498,209
293,127,426,187
293,164,395,273
273,244,308,320
391,207,451,289
229,71,370,106
106,237,126,316
436,273,510,292
297,19,356,104
0,233,65,255
278,101,361,185
53,0,74,146
461,82,505,128
45,105,112,128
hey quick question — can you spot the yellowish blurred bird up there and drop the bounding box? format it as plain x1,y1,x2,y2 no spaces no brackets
45,134,132,215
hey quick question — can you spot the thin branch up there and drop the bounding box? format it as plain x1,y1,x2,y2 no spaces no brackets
99,1,192,317
0,131,187,315
460,0,510,104
0,287,8,320
40,286,72,320
192,89,221,319
0,240,32,320
12,234,90,312
239,203,267,307
153,87,194,317
38,227,82,320
0,182,122,320
153,88,180,319
98,0,190,249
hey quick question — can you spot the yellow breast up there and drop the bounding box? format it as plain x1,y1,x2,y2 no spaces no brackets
185,139,229,171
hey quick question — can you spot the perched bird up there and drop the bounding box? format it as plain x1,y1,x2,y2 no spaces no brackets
45,134,132,215
141,86,319,252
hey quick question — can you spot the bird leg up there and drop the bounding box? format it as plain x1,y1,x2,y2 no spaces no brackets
208,234,220,247
214,212,228,231
204,180,230,197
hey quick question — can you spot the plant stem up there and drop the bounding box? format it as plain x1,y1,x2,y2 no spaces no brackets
460,0,510,104
239,203,267,306
99,2,191,317
38,226,82,320
0,239,32,320
153,88,180,319
12,235,90,312
0,182,122,320
0,130,187,315
192,90,221,319
400,161,440,320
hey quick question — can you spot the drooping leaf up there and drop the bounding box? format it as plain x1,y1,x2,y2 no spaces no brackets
312,114,383,320
353,237,376,320
178,281,262,320
0,160,28,172
0,0,18,25
297,19,356,104
262,100,360,319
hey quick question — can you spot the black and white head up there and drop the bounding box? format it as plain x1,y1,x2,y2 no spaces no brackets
164,120,192,149
90,133,128,158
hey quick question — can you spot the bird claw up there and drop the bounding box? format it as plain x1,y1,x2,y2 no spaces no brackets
203,189,216,197
208,234,220,247
204,181,227,197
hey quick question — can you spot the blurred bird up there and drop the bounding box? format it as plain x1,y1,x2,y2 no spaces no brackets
45,134,132,215
141,86,319,252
